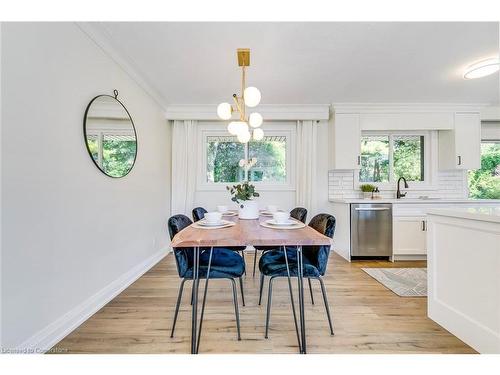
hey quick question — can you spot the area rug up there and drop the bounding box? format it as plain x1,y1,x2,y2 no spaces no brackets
361,268,427,297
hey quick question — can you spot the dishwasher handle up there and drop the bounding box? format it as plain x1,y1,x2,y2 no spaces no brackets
354,207,391,211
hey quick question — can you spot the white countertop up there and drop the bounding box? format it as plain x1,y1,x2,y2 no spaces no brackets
427,206,500,223
330,198,500,204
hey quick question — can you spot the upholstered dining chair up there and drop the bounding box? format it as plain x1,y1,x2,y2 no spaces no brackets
192,207,247,274
257,213,336,338
251,207,308,277
168,214,246,344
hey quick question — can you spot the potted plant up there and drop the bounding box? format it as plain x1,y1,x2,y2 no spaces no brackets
227,181,260,219
360,183,376,199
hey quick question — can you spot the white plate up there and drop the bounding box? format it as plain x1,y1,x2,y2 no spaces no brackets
198,219,230,227
260,210,285,216
221,211,237,217
266,219,298,226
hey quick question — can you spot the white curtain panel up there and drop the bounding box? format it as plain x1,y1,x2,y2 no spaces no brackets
171,120,198,216
295,120,317,211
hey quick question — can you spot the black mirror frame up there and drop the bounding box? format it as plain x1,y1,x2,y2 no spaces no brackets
83,90,138,179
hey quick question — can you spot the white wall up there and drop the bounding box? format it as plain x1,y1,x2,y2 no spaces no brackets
1,23,171,350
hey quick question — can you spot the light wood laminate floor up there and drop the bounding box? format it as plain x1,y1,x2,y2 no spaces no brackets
52,252,475,354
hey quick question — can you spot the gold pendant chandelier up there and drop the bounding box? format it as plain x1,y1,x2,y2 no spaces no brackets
216,48,263,143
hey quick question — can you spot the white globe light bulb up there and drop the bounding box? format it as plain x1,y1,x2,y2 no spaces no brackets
243,87,261,108
235,121,249,135
217,102,232,120
253,128,264,141
237,130,251,143
227,121,239,135
249,112,263,128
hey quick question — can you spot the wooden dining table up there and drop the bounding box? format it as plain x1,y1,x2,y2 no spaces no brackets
170,214,332,354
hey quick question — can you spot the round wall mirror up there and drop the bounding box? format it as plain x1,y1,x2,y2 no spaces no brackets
83,90,137,178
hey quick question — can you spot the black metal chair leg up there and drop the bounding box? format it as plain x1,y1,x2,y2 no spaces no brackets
308,278,315,305
190,279,199,305
239,277,246,306
265,276,275,338
252,248,258,277
241,250,246,276
318,277,334,335
230,278,242,340
258,273,265,305
170,278,187,338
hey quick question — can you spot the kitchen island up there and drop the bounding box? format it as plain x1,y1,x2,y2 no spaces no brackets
427,206,500,353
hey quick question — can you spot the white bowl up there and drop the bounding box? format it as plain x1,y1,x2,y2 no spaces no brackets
204,212,222,224
273,211,290,224
217,205,228,213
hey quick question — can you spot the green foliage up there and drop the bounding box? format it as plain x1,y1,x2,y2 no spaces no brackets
360,183,376,192
226,181,260,204
102,140,136,177
86,136,136,177
208,140,245,183
468,143,500,199
360,135,424,183
360,137,390,182
393,136,424,181
248,140,286,182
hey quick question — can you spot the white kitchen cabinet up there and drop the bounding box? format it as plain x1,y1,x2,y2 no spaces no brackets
438,112,481,170
329,113,361,170
393,216,427,255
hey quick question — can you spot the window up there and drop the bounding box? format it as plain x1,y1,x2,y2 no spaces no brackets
468,141,500,199
205,134,289,185
360,132,426,184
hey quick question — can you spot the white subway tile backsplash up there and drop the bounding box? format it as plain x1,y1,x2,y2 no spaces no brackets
328,170,467,200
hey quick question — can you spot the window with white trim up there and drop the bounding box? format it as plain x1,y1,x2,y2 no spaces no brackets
359,131,429,185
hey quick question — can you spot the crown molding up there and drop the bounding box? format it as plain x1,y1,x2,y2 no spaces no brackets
332,102,490,114
75,22,168,111
165,104,330,121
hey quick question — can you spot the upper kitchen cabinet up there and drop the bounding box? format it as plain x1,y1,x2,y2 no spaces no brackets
438,112,481,170
329,113,361,170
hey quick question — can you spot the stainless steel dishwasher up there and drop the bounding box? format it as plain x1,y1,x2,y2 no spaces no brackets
350,203,392,258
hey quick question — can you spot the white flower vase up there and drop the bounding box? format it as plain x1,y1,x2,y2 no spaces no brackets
238,200,259,220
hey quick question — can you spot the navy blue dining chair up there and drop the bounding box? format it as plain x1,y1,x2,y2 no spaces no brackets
252,207,308,277
257,213,336,338
168,214,246,344
192,207,247,275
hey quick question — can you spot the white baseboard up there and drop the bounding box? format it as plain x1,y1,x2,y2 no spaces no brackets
15,247,171,354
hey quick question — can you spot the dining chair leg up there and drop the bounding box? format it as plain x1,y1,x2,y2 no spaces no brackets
252,248,258,277
190,279,200,306
258,273,265,305
170,278,187,338
318,277,334,335
238,277,246,306
308,278,315,305
265,276,275,339
241,250,247,276
229,278,242,340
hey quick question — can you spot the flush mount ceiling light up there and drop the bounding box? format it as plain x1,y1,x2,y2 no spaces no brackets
463,57,500,79
217,48,263,143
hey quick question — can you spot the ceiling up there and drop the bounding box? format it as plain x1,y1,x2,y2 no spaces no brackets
94,22,499,106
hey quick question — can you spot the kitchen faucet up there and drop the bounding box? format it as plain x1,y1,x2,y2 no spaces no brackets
396,177,409,199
